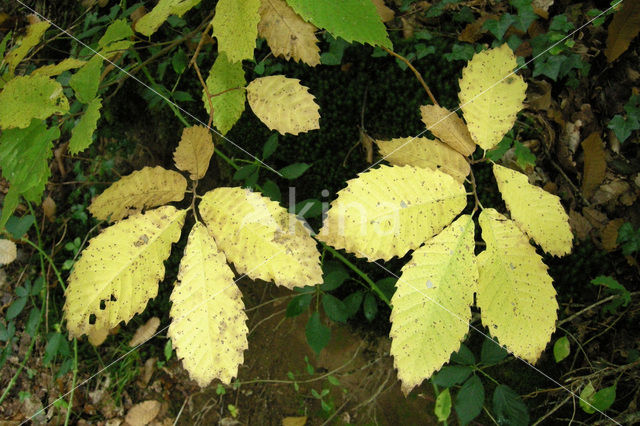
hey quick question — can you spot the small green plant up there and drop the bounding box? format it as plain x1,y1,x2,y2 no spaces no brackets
608,94,640,143
431,340,529,425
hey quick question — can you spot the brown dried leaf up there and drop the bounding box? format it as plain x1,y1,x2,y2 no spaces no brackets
173,126,214,180
128,317,160,347
258,0,321,66
592,180,630,205
601,218,625,251
125,400,161,426
0,239,17,265
581,132,606,199
582,207,607,231
459,15,495,43
420,105,476,156
371,0,395,23
527,80,552,111
282,417,307,426
605,1,640,62
569,209,592,241
42,196,56,221
88,325,109,346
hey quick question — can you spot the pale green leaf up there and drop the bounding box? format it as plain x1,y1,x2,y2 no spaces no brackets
211,0,261,62
390,215,477,394
0,119,58,199
69,97,102,155
202,53,246,135
69,55,103,104
4,21,50,75
286,0,391,48
98,19,133,48
0,75,69,129
135,0,201,37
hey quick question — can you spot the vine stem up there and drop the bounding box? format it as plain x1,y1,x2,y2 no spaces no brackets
64,339,78,426
381,46,439,106
320,243,392,307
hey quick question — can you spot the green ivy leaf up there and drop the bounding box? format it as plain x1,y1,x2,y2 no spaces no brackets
435,388,452,422
6,297,27,321
261,179,281,202
0,75,69,129
279,163,311,179
343,291,363,318
432,365,473,387
322,294,348,323
98,19,133,48
608,114,639,143
513,140,536,168
320,269,350,292
286,293,313,317
25,308,41,337
493,384,529,426
233,164,258,181
202,52,246,135
0,119,58,202
306,312,330,355
580,383,616,414
455,375,485,425
483,14,516,40
69,97,102,155
376,277,397,300
617,222,640,255
295,199,323,218
69,55,103,103
450,343,475,365
363,293,378,322
486,138,512,161
480,338,509,365
553,336,571,362
286,0,391,48
43,332,70,365
262,134,278,159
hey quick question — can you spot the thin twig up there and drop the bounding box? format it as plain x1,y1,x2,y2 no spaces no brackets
381,46,439,106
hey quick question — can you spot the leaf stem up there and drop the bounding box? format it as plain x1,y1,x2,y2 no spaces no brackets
320,243,392,307
64,338,78,426
381,46,439,106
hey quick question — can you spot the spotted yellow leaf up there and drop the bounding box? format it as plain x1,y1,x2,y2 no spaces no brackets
493,164,572,256
318,165,467,261
258,0,320,66
477,208,557,362
199,187,322,288
390,215,477,394
169,223,248,386
420,105,476,156
4,20,50,75
89,166,187,222
247,75,320,135
64,206,186,339
212,0,261,62
173,126,214,180
458,44,526,150
375,137,470,183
